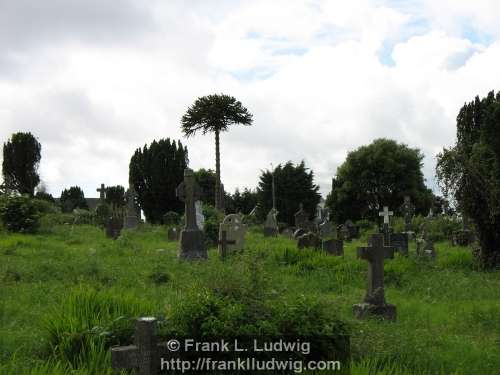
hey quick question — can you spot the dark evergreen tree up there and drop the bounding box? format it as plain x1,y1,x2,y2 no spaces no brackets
326,138,434,223
60,186,88,213
2,132,41,197
105,185,126,208
436,91,500,269
129,139,188,223
181,94,253,210
35,191,55,203
232,188,258,214
257,161,321,225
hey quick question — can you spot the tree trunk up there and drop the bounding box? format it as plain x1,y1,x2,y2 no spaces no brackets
215,129,221,211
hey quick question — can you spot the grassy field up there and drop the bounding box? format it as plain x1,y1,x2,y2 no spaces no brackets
1,223,499,374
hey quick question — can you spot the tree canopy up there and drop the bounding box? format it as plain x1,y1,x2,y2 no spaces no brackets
326,138,433,222
105,185,126,209
60,186,88,213
436,90,500,269
257,161,321,225
2,132,41,197
129,138,188,224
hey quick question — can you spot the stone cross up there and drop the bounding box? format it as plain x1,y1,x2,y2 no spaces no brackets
358,234,395,306
176,169,206,260
400,196,415,232
218,230,237,259
379,206,393,225
97,183,106,201
111,317,169,375
263,208,279,237
294,203,310,231
124,187,140,229
176,169,202,231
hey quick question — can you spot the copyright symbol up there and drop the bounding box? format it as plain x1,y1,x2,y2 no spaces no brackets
167,339,180,352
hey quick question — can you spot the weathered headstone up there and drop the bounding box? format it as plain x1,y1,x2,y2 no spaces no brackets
322,239,343,256
337,224,351,241
167,227,179,241
218,230,237,259
293,228,307,239
195,200,205,230
378,206,394,246
176,169,207,260
400,196,415,233
390,232,409,256
294,203,311,231
297,232,321,250
218,213,247,256
319,212,335,240
416,222,436,258
344,220,359,239
451,215,475,246
111,317,168,375
97,183,106,202
123,187,140,229
106,216,122,240
263,208,278,237
353,233,397,321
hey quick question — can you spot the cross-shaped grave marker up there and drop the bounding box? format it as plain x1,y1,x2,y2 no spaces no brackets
176,168,206,259
379,206,394,245
353,233,397,321
218,230,237,259
97,183,106,202
111,317,169,375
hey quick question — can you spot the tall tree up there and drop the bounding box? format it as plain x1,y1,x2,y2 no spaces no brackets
257,161,321,225
436,91,500,269
181,94,253,211
2,132,41,196
129,138,188,223
60,186,88,213
232,187,258,214
326,138,433,222
105,185,126,208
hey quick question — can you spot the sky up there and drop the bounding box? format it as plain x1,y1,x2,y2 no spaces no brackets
1,0,500,198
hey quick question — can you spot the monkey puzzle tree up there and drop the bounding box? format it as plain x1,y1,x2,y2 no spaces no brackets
181,94,253,211
436,91,500,269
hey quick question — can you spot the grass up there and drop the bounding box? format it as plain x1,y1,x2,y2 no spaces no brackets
0,223,499,374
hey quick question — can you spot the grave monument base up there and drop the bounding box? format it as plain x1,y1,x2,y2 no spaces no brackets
322,239,343,256
353,302,396,321
178,229,207,260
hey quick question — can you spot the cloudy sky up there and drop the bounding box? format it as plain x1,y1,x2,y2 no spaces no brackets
1,0,500,198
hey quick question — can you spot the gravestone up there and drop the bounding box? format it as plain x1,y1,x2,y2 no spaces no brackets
322,239,343,256
294,203,311,231
400,196,415,233
195,200,205,230
176,169,207,260
167,227,179,241
263,208,278,237
106,216,122,240
390,232,409,256
218,230,237,259
337,224,351,241
218,213,247,256
451,215,475,246
297,232,321,250
379,206,394,246
293,228,307,239
319,212,335,240
344,220,359,239
416,222,436,258
97,183,106,202
111,317,170,375
353,233,397,321
281,228,295,239
123,187,140,229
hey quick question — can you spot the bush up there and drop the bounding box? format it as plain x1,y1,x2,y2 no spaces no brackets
0,195,40,233
203,204,224,247
95,203,111,227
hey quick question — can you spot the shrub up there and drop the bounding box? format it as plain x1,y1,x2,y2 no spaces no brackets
202,204,224,247
0,195,40,233
95,203,111,227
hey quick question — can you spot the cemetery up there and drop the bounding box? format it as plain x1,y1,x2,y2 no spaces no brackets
1,2,500,374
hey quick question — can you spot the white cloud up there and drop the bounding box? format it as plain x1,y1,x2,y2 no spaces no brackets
1,0,499,202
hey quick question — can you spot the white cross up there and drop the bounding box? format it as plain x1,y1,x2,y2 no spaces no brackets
379,206,394,225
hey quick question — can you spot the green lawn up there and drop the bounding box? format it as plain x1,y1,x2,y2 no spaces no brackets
1,224,499,374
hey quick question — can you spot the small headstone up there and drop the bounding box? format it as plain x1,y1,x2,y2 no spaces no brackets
337,224,351,241
294,203,311,231
263,208,278,237
416,222,436,258
176,169,207,260
281,228,294,239
297,232,321,250
390,232,409,256
353,233,397,321
344,219,360,239
319,215,335,240
293,228,307,239
322,239,343,256
218,213,247,256
400,196,415,232
123,187,140,229
106,216,122,240
167,227,179,241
